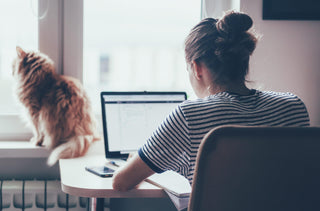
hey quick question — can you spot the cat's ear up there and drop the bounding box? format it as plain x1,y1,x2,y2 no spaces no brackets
16,46,26,58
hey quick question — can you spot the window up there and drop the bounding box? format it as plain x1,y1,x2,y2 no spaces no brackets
0,0,204,141
0,0,61,140
0,0,38,115
83,0,201,111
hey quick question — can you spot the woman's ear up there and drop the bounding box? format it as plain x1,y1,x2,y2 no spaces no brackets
192,61,203,80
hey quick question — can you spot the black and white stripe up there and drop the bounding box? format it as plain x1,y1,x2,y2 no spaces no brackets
138,90,310,184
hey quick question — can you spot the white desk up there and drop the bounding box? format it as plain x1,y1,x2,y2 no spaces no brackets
59,141,168,210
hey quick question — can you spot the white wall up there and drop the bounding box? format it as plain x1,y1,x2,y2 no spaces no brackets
241,0,320,125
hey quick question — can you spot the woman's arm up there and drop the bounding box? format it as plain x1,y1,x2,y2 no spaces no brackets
112,153,155,191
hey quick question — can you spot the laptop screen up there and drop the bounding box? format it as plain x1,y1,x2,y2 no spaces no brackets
100,91,187,158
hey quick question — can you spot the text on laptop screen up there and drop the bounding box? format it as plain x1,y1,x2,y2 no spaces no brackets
102,93,186,154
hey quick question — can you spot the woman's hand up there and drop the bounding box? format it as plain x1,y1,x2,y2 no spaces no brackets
112,153,155,191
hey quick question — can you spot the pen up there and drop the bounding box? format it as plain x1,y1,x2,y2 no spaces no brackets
109,161,120,167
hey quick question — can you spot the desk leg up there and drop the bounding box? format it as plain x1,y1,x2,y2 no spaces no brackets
90,198,104,211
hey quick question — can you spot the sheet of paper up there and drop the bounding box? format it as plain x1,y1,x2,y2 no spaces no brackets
146,171,191,210
145,170,191,197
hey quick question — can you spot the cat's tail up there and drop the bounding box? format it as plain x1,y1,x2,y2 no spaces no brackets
47,135,99,166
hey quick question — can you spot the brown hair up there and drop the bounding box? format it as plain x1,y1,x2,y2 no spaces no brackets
185,11,258,86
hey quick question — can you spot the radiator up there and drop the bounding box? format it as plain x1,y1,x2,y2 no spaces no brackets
0,180,110,211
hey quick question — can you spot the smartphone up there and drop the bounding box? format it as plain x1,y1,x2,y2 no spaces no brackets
85,166,115,177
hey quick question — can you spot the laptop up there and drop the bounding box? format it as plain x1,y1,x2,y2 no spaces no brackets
100,91,187,159
99,91,191,198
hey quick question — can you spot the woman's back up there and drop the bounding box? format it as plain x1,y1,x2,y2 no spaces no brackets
183,90,309,133
139,90,309,184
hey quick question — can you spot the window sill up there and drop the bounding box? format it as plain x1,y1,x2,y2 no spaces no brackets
0,141,59,180
0,139,105,159
0,141,50,158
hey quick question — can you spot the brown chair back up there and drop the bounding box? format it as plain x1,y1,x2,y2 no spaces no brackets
188,126,320,211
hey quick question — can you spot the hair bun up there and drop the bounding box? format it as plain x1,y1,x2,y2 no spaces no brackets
216,11,253,36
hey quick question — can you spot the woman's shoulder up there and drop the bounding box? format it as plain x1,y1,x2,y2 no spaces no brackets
179,92,233,111
180,96,216,107
257,90,304,102
251,90,308,115
179,90,306,110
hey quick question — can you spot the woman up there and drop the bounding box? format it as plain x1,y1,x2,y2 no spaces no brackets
112,11,310,191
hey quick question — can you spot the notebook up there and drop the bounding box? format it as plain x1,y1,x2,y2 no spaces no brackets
100,91,187,159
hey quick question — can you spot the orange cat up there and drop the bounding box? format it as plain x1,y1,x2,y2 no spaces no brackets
12,47,100,166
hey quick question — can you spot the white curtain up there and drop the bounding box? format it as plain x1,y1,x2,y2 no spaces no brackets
202,0,240,19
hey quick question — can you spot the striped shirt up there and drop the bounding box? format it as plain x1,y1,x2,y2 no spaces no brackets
138,90,310,184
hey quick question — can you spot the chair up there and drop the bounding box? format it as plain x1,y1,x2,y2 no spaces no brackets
188,126,320,211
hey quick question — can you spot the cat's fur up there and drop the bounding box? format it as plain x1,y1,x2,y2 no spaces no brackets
12,47,100,166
